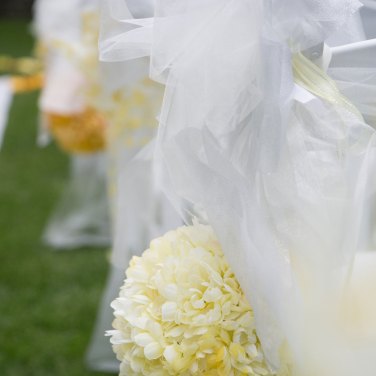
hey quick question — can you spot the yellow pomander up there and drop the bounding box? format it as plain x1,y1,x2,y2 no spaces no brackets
46,108,107,154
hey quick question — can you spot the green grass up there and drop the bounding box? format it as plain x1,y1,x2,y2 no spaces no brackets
0,20,111,376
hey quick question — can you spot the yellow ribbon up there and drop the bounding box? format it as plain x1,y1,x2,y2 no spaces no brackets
292,52,362,119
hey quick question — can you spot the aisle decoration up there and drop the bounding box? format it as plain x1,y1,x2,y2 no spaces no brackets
36,8,108,154
33,0,111,249
100,0,376,375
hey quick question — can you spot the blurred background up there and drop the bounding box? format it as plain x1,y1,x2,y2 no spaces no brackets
0,2,110,375
0,0,34,18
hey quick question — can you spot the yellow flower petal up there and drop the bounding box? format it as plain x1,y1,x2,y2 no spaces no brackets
162,302,178,321
134,333,154,347
144,342,163,360
163,345,179,364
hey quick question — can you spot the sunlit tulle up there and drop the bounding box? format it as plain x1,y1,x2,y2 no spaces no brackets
100,1,376,375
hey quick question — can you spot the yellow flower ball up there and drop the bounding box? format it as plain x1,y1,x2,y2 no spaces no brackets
46,107,107,154
108,224,274,376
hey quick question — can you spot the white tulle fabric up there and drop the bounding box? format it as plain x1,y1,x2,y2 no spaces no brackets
329,5,376,251
33,0,82,46
329,59,376,251
33,0,94,118
94,0,181,269
361,0,376,39
39,54,86,116
100,1,376,375
43,153,111,249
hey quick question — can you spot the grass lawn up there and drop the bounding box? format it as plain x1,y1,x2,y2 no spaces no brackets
0,20,111,376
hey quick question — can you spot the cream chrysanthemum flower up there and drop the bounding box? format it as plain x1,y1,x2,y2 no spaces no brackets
108,224,273,376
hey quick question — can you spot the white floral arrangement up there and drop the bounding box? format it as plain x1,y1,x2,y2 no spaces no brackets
107,223,273,375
